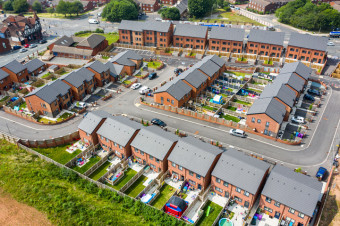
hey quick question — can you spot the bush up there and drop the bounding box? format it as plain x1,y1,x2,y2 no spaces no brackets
74,30,92,36
95,28,104,33
224,6,230,12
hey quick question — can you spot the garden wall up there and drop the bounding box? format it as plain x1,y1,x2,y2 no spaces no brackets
19,131,80,148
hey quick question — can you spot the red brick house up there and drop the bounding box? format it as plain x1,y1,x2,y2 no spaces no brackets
1,60,29,84
78,111,111,146
209,27,244,53
259,165,323,226
160,0,177,4
138,0,160,12
0,69,12,91
279,61,312,82
167,136,223,190
110,50,143,76
131,126,178,173
105,62,124,81
24,58,47,76
211,149,270,209
85,60,110,87
274,72,306,96
176,67,208,98
96,116,141,160
286,33,328,64
0,38,11,54
173,24,208,50
246,29,284,57
247,0,293,14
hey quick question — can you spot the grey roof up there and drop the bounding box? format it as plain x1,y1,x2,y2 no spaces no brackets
25,58,45,73
105,62,124,78
288,33,328,52
247,97,287,124
262,165,323,217
274,72,305,93
210,27,245,42
176,0,188,15
280,62,312,81
174,24,208,39
25,79,71,104
54,35,75,46
60,68,95,88
78,111,111,134
178,68,208,89
110,50,143,67
52,45,93,56
86,60,109,74
203,54,226,68
194,58,220,77
0,69,9,80
212,149,270,194
248,29,284,46
154,78,192,101
77,34,106,48
118,20,143,32
130,126,178,160
2,60,26,74
119,20,172,33
168,136,223,176
97,116,141,147
259,83,297,108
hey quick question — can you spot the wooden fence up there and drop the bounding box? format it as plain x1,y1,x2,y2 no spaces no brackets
84,153,111,177
120,166,145,193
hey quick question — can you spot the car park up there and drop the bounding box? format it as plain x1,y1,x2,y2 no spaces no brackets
304,94,315,102
316,167,327,180
39,39,47,44
307,89,321,96
229,129,246,138
131,83,141,90
291,116,305,124
149,72,157,80
29,44,37,48
151,118,166,127
19,48,27,53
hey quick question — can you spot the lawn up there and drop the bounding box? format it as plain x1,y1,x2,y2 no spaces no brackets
112,168,137,190
38,117,57,124
223,114,240,123
247,88,263,93
237,57,247,62
196,201,223,226
123,80,132,85
188,52,196,57
58,112,74,121
71,156,101,174
75,32,119,45
202,105,218,112
218,11,263,26
125,175,147,198
0,96,9,102
152,184,175,209
41,72,51,79
23,12,86,19
225,71,250,78
264,60,273,65
33,142,81,164
19,102,27,110
88,161,111,181
233,99,251,106
147,61,162,69
227,106,237,111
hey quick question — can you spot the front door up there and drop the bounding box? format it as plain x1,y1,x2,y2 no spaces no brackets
274,211,280,219
181,175,184,181
244,201,249,208
143,160,146,165
198,184,202,190
225,191,229,198
122,154,124,159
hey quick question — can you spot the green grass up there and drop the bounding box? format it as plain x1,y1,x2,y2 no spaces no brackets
237,57,247,62
0,96,9,102
71,156,101,174
196,201,223,226
188,52,196,57
147,61,162,69
125,175,147,198
233,99,251,106
112,168,137,190
58,112,74,121
89,161,112,181
264,60,273,65
220,93,230,98
123,80,132,85
37,117,57,124
19,102,27,110
33,142,81,164
247,88,263,93
0,139,185,225
23,12,86,19
218,11,263,26
152,184,175,209
75,32,119,45
202,105,218,112
225,71,250,77
223,114,240,122
227,106,237,111
41,72,51,79
102,55,110,59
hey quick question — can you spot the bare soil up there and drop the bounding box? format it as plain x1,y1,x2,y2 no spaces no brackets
0,189,52,226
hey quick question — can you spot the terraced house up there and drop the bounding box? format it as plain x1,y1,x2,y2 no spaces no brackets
110,50,143,76
1,60,29,84
246,29,284,57
130,126,178,173
0,69,12,91
85,60,111,87
24,58,46,76
209,27,245,53
173,24,208,50
211,149,270,209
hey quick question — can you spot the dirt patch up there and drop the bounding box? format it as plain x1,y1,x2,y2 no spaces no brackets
0,189,52,226
319,170,340,226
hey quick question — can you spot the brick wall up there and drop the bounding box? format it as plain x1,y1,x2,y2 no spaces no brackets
209,39,243,53
154,91,191,108
0,76,13,91
246,42,283,57
0,38,11,54
2,67,29,83
246,113,282,135
286,46,326,64
26,95,58,117
173,36,207,50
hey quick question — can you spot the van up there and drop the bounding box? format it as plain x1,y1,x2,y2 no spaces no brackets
149,72,157,80
229,129,246,138
88,19,99,24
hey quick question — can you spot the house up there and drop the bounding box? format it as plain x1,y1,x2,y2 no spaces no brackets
274,72,306,96
173,24,208,50
280,61,312,81
331,1,340,12
1,60,29,84
246,97,287,135
105,62,124,81
60,67,95,100
259,165,323,226
0,38,11,54
0,69,12,91
130,126,178,173
110,50,143,75
85,60,110,87
211,149,270,209
176,0,188,18
96,116,141,160
209,27,245,53
160,0,177,4
49,34,108,59
24,58,46,76
25,80,72,117
118,20,174,47
193,56,224,85
246,29,284,57
137,0,161,12
286,33,328,64
0,14,42,45
247,0,293,14
176,67,208,98
167,136,223,190
78,111,111,146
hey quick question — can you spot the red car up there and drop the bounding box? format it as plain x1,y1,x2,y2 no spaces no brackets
24,44,30,48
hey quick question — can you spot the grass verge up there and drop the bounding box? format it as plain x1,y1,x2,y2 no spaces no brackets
147,61,162,69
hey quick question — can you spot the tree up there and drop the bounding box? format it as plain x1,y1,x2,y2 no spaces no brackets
188,0,214,18
56,0,69,16
32,0,42,13
70,1,83,16
46,7,55,14
102,0,138,22
3,1,13,11
0,0,4,8
161,7,180,20
13,0,29,13
217,0,224,8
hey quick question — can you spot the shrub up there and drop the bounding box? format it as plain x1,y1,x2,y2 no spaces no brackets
95,28,104,33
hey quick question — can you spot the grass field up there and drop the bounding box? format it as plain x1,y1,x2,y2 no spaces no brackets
33,143,81,164
196,201,223,226
112,168,137,190
223,114,240,123
147,61,162,69
23,12,86,19
89,161,111,181
152,184,175,209
75,32,119,45
125,175,147,198
233,99,252,106
202,105,218,112
71,156,101,174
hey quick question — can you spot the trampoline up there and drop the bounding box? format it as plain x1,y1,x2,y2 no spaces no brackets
219,218,233,226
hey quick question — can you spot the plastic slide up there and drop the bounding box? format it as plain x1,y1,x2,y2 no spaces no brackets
206,206,211,216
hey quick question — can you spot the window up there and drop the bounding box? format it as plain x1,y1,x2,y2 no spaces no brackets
236,187,242,193
189,180,196,185
265,197,272,203
196,174,201,179
223,181,229,187
288,208,295,214
114,142,117,147
264,206,273,213
167,98,170,102
274,201,280,207
216,178,221,183
150,164,156,168
298,212,304,219
257,119,261,123
140,151,144,156
215,187,223,192
149,156,153,160
119,145,122,149
251,117,255,123
189,171,194,176
172,162,176,167
177,165,182,170
171,100,174,105
244,191,249,197
234,196,242,202
155,158,160,163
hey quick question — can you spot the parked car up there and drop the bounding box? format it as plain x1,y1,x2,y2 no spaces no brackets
304,94,315,102
88,19,99,24
39,39,47,44
139,86,151,95
24,44,30,48
291,116,305,124
327,42,335,46
97,12,102,17
12,45,21,50
174,68,183,74
307,89,321,96
19,48,27,53
30,44,37,48
155,18,162,21
75,101,87,108
151,118,166,127
149,72,157,80
229,129,246,138
316,167,327,180
131,83,141,90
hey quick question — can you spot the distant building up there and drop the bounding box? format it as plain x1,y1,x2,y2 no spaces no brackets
0,38,11,54
246,29,284,57
160,0,177,4
109,50,143,76
173,24,208,50
209,27,245,53
247,0,294,14
137,0,160,12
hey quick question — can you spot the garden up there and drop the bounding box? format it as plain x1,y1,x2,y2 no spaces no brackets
75,30,119,45
89,161,112,181
110,168,137,190
151,184,176,209
196,201,223,226
71,155,101,174
125,175,147,198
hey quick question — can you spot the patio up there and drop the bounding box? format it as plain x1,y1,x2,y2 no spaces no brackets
165,177,183,190
143,170,160,186
227,203,249,226
208,193,229,207
183,200,204,223
184,189,200,205
254,213,280,226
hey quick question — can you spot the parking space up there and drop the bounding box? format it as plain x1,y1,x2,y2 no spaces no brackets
282,123,300,140
295,109,308,119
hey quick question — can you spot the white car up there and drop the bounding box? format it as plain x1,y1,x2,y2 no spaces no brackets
75,101,87,108
292,116,304,124
88,19,99,24
327,42,335,46
29,44,37,48
131,83,141,90
19,48,27,53
229,129,246,138
155,18,162,21
139,86,152,95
